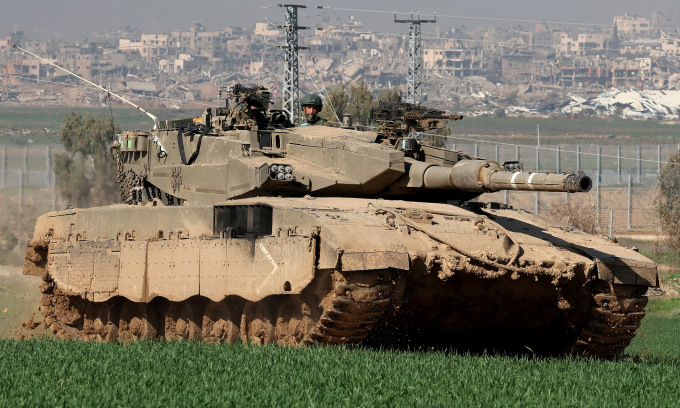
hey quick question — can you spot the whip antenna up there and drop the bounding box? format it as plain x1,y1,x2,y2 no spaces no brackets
12,44,159,126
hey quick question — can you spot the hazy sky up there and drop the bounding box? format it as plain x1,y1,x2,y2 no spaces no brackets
3,0,680,41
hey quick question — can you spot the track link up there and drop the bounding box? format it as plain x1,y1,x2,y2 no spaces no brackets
37,269,396,346
568,283,648,359
36,266,649,358
305,271,394,345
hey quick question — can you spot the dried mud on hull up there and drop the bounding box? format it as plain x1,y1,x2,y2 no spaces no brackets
22,198,656,358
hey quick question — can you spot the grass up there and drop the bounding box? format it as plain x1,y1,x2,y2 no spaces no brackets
616,238,680,267
0,105,203,130
0,335,679,408
0,253,677,407
628,301,680,361
2,106,680,145
645,298,680,316
452,116,680,144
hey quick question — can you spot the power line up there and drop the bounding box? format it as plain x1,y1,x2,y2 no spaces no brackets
315,6,680,32
301,51,341,123
300,26,678,55
320,7,615,28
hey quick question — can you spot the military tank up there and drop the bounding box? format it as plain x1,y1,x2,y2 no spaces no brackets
23,84,656,358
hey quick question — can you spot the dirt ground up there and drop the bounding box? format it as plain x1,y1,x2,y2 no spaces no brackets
0,265,50,339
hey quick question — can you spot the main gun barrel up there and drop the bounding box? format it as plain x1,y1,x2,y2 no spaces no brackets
407,159,592,193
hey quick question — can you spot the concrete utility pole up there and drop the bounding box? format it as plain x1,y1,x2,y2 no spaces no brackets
278,4,308,124
394,13,436,105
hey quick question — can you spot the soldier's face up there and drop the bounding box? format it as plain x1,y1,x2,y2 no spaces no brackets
304,105,320,115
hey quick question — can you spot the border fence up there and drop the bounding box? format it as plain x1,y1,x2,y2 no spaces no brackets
452,142,675,233
1,145,62,215
452,142,677,186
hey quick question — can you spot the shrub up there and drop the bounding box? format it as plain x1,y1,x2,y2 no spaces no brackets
548,200,600,235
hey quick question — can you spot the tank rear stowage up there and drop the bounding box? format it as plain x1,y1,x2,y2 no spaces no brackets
24,87,656,357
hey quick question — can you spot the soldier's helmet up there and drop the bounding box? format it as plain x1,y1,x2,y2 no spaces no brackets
301,94,323,111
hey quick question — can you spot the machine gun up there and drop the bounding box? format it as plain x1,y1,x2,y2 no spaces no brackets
215,84,290,130
371,101,463,155
372,101,463,138
221,84,271,112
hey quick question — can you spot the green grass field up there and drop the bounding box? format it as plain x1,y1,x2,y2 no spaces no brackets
0,106,203,131
451,116,680,145
0,303,678,408
2,106,680,145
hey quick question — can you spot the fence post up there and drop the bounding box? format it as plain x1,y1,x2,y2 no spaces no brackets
516,145,520,162
556,145,560,173
609,210,613,239
627,175,632,230
617,145,621,184
18,169,23,214
658,144,661,173
576,144,580,171
536,145,540,170
596,175,600,227
495,144,499,162
23,146,28,186
657,188,662,233
637,145,641,183
535,192,539,214
52,170,57,211
45,146,51,186
474,143,479,157
1,145,5,188
597,145,601,178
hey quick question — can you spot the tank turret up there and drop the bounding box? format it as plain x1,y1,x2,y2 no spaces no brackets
113,85,591,206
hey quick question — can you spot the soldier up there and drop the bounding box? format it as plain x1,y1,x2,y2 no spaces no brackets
299,94,327,126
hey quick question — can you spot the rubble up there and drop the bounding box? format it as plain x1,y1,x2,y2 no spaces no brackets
2,12,680,114
559,88,680,119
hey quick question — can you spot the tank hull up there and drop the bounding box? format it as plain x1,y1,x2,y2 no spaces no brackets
24,198,655,357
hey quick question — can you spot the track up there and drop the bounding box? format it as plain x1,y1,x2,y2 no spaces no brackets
568,282,648,359
35,266,647,358
37,269,396,346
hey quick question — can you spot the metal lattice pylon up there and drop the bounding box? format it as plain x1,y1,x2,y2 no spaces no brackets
279,4,308,124
395,13,436,105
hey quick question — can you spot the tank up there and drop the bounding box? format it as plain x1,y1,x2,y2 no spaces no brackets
24,85,656,358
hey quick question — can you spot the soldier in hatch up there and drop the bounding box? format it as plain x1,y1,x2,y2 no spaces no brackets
299,94,328,126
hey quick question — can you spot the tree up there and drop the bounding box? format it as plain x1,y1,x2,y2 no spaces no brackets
378,87,402,104
345,82,374,126
319,82,382,126
658,151,680,262
320,84,347,123
55,112,120,207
